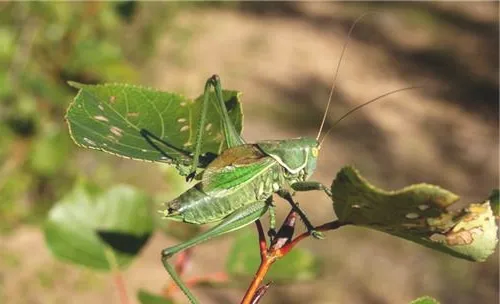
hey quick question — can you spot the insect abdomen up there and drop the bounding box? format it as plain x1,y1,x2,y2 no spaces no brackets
165,162,283,224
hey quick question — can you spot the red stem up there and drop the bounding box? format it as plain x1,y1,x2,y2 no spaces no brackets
240,220,347,303
113,271,130,304
255,220,267,260
280,220,345,255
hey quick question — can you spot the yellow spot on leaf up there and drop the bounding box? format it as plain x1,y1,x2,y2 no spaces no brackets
110,126,123,137
405,213,420,219
94,115,108,122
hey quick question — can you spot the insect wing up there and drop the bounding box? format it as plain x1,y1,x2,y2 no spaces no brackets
200,145,276,193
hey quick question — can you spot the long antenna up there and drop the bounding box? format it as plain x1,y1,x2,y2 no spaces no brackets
316,12,378,141
318,86,423,147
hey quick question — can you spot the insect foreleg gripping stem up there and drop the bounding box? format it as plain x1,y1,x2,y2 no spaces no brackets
291,181,332,197
277,190,325,239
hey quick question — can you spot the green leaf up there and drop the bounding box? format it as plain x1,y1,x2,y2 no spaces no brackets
29,128,71,176
410,296,440,304
65,82,242,173
331,166,498,262
44,182,153,270
137,290,174,304
226,231,320,282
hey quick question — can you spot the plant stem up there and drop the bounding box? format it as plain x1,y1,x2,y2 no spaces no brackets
240,219,348,304
104,248,130,304
280,220,346,255
113,271,130,304
240,219,275,304
241,257,274,304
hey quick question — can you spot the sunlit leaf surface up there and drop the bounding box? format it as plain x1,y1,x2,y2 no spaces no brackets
331,166,498,262
66,82,242,174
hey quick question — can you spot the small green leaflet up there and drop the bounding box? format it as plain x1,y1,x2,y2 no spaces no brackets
44,182,153,270
66,82,243,165
331,166,498,262
410,296,440,304
137,290,174,304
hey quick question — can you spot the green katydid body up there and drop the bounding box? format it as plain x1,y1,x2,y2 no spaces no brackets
163,138,319,224
67,14,409,303
139,75,328,304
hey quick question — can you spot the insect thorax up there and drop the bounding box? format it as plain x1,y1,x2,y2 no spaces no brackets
256,137,319,179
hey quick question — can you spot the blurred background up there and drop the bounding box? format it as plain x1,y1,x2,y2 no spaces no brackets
1,2,498,304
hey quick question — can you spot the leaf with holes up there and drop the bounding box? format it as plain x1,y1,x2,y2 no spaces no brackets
66,82,242,175
331,166,498,262
44,182,153,270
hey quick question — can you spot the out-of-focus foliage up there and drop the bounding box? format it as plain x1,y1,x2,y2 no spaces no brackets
410,296,440,304
44,181,153,270
138,290,174,304
0,2,174,232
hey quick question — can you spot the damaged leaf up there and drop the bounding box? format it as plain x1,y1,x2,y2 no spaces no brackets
331,166,498,262
66,82,242,175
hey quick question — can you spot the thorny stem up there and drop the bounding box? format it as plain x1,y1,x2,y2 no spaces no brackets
241,217,348,304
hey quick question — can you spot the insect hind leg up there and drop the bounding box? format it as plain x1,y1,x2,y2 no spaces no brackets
161,201,268,304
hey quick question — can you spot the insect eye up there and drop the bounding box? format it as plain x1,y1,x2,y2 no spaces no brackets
311,147,318,157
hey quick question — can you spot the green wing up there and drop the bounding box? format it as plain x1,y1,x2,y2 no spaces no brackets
199,145,276,193
66,82,243,171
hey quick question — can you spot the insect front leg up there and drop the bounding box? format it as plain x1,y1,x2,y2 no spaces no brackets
187,75,246,181
277,190,325,239
161,201,268,304
291,181,332,197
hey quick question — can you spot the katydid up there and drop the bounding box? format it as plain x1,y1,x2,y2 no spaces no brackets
142,74,329,303
138,15,420,303
144,75,417,304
